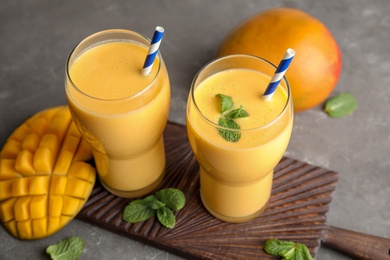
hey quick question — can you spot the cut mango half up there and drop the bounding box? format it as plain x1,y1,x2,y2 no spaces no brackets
0,106,95,239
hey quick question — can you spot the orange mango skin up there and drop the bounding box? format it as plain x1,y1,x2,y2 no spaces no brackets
0,106,95,240
217,8,342,112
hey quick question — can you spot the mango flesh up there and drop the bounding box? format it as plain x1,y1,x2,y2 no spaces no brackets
0,106,95,239
217,8,342,112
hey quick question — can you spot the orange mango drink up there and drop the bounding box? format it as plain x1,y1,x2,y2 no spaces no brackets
186,55,293,222
65,29,170,198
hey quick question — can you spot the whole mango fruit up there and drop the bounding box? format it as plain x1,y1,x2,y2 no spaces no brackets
217,8,342,112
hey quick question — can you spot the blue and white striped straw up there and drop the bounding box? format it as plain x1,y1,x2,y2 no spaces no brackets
142,26,165,76
262,48,295,101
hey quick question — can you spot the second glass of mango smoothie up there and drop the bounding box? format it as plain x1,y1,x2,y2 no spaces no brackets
65,29,170,198
186,54,293,222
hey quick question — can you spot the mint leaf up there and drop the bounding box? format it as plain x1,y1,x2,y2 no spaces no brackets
293,243,313,260
264,239,296,256
150,199,166,210
216,94,234,113
218,117,241,142
122,188,186,229
263,239,313,260
225,105,249,119
46,236,84,260
215,93,249,142
155,188,186,211
123,196,156,223
157,207,176,228
282,246,296,260
325,93,358,118
281,243,312,260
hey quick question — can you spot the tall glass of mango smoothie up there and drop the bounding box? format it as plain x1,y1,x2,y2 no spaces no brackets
186,55,293,222
65,29,170,198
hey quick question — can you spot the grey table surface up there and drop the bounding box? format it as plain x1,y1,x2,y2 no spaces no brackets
1,0,389,259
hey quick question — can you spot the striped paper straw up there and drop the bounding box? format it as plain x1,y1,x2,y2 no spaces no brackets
142,26,165,76
262,48,295,101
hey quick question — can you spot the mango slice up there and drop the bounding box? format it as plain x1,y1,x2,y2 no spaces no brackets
0,106,95,239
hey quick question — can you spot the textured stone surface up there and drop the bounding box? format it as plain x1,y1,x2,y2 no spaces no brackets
1,0,389,259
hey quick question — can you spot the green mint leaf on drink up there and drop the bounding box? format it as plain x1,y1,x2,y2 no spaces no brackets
263,239,313,260
225,105,249,119
324,92,358,118
156,188,186,211
216,94,249,142
218,117,241,142
123,188,185,228
157,207,176,228
219,117,240,130
216,93,234,113
46,236,84,260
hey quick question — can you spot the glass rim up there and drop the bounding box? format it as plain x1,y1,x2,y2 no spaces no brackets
190,54,292,132
65,29,162,102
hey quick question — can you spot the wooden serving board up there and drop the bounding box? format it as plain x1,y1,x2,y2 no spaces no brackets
77,122,339,259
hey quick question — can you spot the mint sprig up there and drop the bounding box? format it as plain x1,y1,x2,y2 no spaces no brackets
122,188,185,228
215,94,249,142
264,239,313,260
46,236,84,260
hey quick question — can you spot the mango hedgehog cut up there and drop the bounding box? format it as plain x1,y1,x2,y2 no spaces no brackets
0,106,96,239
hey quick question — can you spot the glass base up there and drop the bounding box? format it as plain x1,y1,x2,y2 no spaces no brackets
99,169,165,198
200,191,269,223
